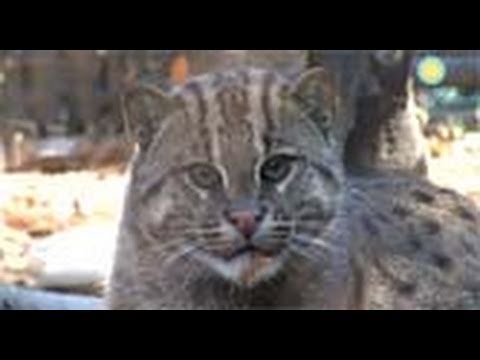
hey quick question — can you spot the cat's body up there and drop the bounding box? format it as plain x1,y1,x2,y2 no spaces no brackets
346,170,480,309
108,67,480,310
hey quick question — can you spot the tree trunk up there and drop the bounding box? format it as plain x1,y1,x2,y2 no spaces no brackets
341,50,430,176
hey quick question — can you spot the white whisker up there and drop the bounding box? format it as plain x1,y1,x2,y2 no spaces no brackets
291,235,341,254
162,246,198,268
309,238,341,253
289,243,327,263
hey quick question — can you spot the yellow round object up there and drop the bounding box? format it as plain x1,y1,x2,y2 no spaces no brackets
417,56,447,86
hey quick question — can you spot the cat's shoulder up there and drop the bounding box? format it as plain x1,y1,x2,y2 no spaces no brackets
344,170,480,309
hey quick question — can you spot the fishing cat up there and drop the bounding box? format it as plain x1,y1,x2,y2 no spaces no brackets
108,67,480,310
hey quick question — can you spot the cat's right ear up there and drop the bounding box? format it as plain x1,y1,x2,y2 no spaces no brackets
121,83,176,152
290,67,338,134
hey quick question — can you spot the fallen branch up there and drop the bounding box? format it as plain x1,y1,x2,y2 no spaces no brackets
0,285,104,310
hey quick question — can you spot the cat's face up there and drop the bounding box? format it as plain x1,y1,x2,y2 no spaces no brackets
124,68,344,288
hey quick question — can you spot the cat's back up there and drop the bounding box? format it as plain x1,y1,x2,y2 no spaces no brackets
345,170,480,309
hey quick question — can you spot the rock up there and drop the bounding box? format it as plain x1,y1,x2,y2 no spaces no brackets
29,223,118,294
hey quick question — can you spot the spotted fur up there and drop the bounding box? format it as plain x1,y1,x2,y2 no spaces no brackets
108,67,480,310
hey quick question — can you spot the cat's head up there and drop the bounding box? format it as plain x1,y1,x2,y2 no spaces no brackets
122,67,345,288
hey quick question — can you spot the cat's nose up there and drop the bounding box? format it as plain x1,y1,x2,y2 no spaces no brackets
227,211,263,239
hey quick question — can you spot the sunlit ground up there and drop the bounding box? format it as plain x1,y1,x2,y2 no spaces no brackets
429,132,480,204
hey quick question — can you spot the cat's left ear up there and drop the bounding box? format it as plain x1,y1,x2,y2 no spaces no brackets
121,82,179,152
290,67,337,130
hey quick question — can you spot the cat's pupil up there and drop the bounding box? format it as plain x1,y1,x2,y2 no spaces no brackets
261,155,294,184
189,164,222,190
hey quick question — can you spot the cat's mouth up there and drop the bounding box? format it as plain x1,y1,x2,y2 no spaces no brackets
224,245,282,261
192,245,287,288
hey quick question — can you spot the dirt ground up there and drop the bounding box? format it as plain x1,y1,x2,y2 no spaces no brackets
428,132,480,205
1,133,480,287
0,171,129,286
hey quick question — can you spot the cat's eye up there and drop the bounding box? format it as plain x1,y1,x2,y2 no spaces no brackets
188,164,223,190
260,154,297,184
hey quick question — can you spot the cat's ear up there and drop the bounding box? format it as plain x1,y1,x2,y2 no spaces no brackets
291,67,337,132
121,82,178,152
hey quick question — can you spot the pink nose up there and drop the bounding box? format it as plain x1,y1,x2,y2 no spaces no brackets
227,211,259,239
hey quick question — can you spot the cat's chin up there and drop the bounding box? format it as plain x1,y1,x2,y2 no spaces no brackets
193,247,287,288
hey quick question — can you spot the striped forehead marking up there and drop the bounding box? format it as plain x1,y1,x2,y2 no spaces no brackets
177,69,288,164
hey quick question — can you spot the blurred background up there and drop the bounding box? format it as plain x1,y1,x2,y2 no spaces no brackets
0,50,479,307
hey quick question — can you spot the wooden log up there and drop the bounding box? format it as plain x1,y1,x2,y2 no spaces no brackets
0,285,104,310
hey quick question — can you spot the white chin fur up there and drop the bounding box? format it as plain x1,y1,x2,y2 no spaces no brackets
192,249,285,288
